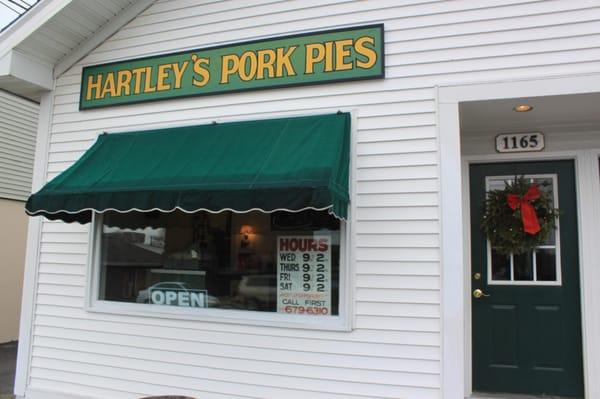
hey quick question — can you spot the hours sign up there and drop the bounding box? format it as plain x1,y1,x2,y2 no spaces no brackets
277,235,332,316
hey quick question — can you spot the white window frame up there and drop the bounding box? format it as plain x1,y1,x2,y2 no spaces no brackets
484,174,562,286
85,210,353,331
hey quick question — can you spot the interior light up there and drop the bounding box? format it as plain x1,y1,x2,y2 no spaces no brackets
240,225,254,249
240,225,254,237
513,104,533,112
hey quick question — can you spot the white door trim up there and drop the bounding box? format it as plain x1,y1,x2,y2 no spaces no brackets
437,72,600,399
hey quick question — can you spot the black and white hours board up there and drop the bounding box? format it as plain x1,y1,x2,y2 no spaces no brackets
277,235,332,316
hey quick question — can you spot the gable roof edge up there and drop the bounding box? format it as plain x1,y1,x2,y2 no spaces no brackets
0,0,72,61
53,0,156,78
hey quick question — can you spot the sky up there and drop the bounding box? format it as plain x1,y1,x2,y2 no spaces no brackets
0,0,37,31
0,6,18,30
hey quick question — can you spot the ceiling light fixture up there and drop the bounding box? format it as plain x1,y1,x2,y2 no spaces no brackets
513,104,533,112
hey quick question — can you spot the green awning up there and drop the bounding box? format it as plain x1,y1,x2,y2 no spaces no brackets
26,112,350,223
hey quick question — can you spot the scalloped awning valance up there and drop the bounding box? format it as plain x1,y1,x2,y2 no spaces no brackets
26,112,350,223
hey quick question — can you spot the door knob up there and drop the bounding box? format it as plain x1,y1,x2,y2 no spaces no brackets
473,289,490,298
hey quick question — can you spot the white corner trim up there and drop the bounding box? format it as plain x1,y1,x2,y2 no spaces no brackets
14,90,54,396
0,0,72,59
53,0,157,78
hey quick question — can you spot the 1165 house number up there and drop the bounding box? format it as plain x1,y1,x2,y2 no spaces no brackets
496,132,545,153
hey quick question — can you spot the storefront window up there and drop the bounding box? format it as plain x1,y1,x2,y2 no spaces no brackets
98,209,340,316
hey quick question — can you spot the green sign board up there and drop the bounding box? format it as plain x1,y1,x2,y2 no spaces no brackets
80,24,384,110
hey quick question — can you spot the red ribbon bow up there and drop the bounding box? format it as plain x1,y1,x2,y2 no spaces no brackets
507,185,541,235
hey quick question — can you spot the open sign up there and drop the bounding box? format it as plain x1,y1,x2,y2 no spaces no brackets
149,287,208,308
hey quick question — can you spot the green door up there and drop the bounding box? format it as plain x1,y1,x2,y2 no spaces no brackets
470,161,584,397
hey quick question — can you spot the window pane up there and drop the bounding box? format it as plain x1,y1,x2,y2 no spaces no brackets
536,248,557,281
533,177,554,205
99,209,340,316
533,177,556,245
514,252,534,281
487,178,510,192
490,248,510,280
542,229,556,247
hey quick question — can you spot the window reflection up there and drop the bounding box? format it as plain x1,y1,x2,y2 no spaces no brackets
99,209,340,315
491,249,510,280
514,252,534,281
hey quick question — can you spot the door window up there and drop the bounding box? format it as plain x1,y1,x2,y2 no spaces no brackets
485,175,561,285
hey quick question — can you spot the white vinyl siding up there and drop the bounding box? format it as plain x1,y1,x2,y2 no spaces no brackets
0,90,38,201
27,0,600,398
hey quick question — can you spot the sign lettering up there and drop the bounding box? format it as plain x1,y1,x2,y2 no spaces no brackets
277,235,332,316
149,288,208,308
80,25,384,109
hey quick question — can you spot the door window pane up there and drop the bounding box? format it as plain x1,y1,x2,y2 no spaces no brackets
491,249,510,280
514,252,534,281
536,248,557,281
533,177,554,205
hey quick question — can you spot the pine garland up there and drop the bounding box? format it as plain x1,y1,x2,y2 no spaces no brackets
481,177,559,255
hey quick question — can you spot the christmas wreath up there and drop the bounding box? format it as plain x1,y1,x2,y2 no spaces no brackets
481,177,560,255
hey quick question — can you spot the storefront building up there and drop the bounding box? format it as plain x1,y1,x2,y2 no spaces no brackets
1,1,599,398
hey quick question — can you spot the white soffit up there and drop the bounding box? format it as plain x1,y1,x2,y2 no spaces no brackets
15,0,137,67
460,92,600,135
0,0,155,101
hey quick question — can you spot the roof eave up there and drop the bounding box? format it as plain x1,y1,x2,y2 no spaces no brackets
0,0,156,101
0,0,72,61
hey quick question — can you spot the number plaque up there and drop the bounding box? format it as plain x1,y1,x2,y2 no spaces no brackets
496,132,544,153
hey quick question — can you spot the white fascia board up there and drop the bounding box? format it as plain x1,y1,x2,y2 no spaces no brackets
0,52,10,75
438,73,600,104
54,0,156,78
0,0,72,59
